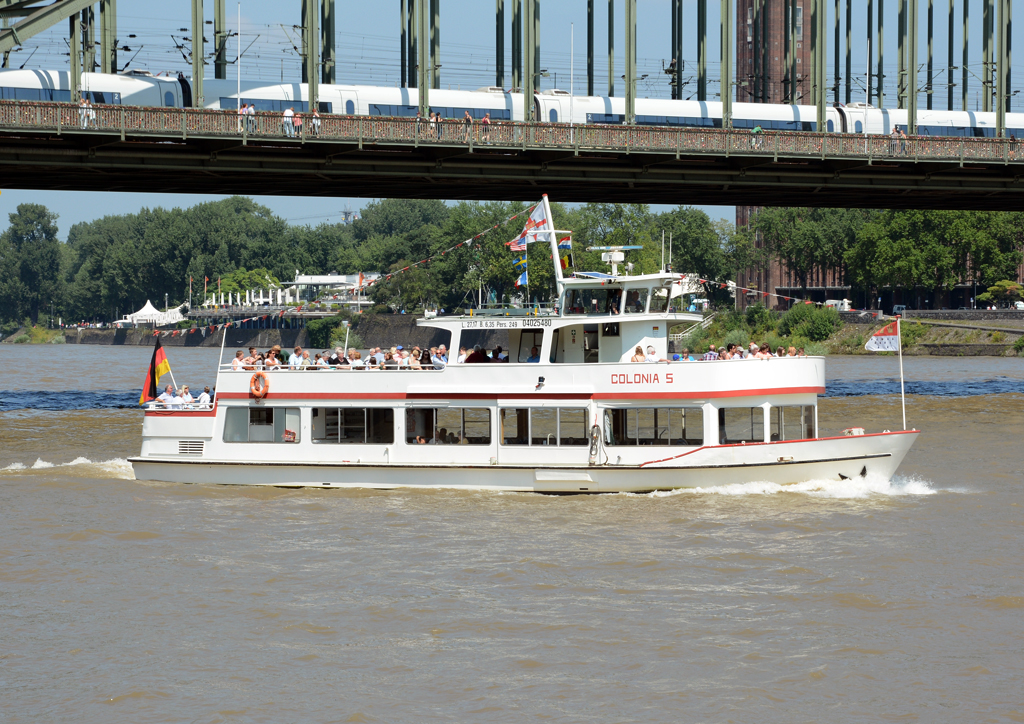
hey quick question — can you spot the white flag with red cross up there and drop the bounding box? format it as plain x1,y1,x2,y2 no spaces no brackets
865,320,901,352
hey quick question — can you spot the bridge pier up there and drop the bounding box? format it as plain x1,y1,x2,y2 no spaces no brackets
720,0,731,124
512,0,521,90
496,0,504,88
322,0,335,84
607,0,614,97
100,0,115,74
417,0,428,116
587,0,594,96
191,0,203,107
69,13,80,99
624,0,635,123
697,0,706,101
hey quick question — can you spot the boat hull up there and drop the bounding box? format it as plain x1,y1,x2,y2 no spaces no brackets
130,431,918,493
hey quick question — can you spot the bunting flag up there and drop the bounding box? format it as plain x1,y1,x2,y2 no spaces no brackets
139,339,172,405
515,270,528,287
557,236,572,250
513,254,528,273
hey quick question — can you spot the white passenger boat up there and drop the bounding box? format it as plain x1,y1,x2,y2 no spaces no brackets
130,200,917,492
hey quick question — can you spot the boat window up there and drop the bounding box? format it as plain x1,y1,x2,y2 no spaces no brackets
718,407,765,444
769,405,815,441
623,289,649,314
601,323,619,337
518,330,543,363
548,329,560,363
649,288,670,313
223,406,300,442
565,288,622,315
311,407,394,444
405,408,491,444
500,408,590,446
603,408,703,446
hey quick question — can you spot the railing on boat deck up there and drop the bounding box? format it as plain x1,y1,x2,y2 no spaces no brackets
1,100,1021,163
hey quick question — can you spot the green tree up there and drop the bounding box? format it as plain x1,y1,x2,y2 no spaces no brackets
3,204,62,325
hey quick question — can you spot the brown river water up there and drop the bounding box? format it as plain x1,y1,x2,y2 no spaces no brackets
1,346,1023,722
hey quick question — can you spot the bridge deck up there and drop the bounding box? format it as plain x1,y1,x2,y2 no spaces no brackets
2,101,1023,209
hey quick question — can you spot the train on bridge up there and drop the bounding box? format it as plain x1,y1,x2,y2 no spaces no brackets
3,68,1023,139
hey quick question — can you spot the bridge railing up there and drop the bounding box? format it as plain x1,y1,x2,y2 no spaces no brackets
0,100,1017,163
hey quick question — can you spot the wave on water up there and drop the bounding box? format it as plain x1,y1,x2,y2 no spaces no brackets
645,474,941,499
1,457,134,479
0,390,139,412
825,378,1024,397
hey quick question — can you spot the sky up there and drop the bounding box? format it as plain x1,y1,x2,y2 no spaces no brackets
1,0,1017,238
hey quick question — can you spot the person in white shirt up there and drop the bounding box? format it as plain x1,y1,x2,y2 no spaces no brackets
197,386,212,406
457,346,468,364
282,107,295,137
288,346,304,369
180,386,194,407
645,346,668,363
156,385,176,407
246,103,256,133
231,350,245,370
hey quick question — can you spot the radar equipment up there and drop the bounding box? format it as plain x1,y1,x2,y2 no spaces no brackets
585,245,642,277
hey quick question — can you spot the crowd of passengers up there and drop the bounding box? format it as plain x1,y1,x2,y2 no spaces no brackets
152,384,213,410
639,342,809,362
229,342,536,371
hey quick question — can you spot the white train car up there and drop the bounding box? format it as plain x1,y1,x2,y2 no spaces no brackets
0,69,186,106
204,80,524,121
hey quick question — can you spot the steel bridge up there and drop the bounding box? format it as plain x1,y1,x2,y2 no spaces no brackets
2,101,1024,210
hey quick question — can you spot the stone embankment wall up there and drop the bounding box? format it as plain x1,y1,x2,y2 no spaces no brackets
60,327,309,349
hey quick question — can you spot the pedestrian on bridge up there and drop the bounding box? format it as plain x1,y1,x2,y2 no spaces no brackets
282,107,295,137
293,110,303,138
463,110,473,144
311,108,321,137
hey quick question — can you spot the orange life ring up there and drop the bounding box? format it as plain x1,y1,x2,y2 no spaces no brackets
250,371,269,398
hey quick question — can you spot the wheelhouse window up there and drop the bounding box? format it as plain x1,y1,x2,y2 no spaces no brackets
223,407,300,443
769,405,815,441
312,407,394,444
718,407,765,444
623,288,648,314
602,408,704,446
649,287,670,313
565,288,622,315
405,408,491,445
500,408,589,446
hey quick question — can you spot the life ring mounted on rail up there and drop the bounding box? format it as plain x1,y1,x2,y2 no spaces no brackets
250,371,270,398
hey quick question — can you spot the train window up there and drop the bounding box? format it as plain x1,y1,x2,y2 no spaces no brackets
827,120,834,132
1,87,71,102
164,91,175,107
345,100,355,114
428,107,510,120
369,104,418,116
317,101,333,113
549,108,558,122
587,113,625,124
83,91,121,105
854,120,863,133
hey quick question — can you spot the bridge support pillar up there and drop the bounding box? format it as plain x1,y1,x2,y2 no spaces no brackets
191,0,204,107
927,0,933,110
720,0,731,126
962,0,968,110
587,0,594,96
983,0,993,112
302,0,319,109
624,0,635,123
866,0,873,103
607,0,614,97
845,0,852,104
430,0,439,89
100,0,116,74
401,0,407,86
214,0,225,79
877,0,884,108
897,0,905,108
523,0,534,117
83,6,95,73
996,0,1008,134
417,0,428,116
816,0,827,131
496,0,504,88
696,0,705,101
322,0,335,84
908,0,918,132
69,13,80,99
407,0,418,87
512,0,520,90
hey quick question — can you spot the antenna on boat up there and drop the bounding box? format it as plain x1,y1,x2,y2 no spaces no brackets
586,245,643,277
661,231,665,272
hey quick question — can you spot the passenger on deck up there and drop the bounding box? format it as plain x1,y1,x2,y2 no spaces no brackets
631,346,646,362
156,385,176,407
526,346,541,363
197,386,211,406
231,350,245,370
301,350,313,367
679,347,694,361
288,346,304,368
494,345,508,362
457,346,468,363
798,348,807,357
702,344,719,361
348,350,364,368
431,346,447,369
645,346,668,363
410,350,424,370
180,386,194,406
787,346,797,357
265,350,282,369
384,351,398,369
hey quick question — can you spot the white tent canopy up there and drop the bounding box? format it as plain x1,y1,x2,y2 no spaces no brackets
121,300,185,327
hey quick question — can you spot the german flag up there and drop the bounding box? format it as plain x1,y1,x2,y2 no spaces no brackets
139,339,172,405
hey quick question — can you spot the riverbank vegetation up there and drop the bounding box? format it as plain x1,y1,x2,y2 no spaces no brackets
1,197,1022,331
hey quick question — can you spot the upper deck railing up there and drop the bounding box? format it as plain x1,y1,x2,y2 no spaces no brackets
1,100,1020,164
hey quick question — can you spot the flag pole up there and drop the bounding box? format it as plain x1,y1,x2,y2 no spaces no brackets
897,316,906,430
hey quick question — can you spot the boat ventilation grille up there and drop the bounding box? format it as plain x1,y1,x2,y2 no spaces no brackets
178,440,204,456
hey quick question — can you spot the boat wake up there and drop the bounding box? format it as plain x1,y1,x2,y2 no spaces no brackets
1,457,134,479
645,473,943,499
